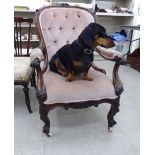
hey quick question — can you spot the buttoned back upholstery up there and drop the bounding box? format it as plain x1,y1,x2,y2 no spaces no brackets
37,6,95,60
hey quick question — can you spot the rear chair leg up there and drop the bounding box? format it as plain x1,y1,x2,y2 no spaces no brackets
23,85,32,113
39,104,52,137
107,97,120,132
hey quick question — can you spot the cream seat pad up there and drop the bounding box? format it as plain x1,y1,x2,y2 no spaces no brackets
14,57,32,82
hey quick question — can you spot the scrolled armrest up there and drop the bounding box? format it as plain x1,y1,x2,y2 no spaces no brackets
95,46,123,61
31,58,47,102
30,47,48,74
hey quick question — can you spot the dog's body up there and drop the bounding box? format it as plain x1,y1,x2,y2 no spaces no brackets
49,40,94,77
49,23,115,81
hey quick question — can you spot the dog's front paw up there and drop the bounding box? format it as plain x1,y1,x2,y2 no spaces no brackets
66,77,74,82
66,73,74,82
82,76,93,81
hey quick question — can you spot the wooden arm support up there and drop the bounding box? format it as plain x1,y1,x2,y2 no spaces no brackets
95,46,127,96
31,58,47,102
112,57,126,96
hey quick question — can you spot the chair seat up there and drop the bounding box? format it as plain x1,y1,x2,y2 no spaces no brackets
44,69,117,105
14,57,32,83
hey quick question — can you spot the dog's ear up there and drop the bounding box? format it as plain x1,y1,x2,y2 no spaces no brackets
92,23,107,37
78,23,95,49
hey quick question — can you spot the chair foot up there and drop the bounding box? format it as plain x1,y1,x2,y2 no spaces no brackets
108,119,117,129
23,85,32,113
43,126,53,137
28,108,32,113
107,98,120,130
45,132,53,137
43,126,50,135
108,127,113,132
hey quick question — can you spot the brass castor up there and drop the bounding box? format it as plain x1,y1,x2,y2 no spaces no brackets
46,132,53,137
108,127,113,132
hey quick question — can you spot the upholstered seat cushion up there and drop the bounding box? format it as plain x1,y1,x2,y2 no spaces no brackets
44,69,117,104
14,57,32,82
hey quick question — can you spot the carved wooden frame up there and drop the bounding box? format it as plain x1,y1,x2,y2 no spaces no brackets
31,6,125,136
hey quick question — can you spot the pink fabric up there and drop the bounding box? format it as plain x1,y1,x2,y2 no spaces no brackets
96,46,122,59
44,69,117,104
38,7,117,105
39,7,95,60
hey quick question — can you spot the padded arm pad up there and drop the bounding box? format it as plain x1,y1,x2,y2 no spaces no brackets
30,48,43,61
95,46,122,60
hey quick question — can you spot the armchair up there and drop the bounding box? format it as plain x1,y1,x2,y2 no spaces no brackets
14,17,36,113
31,6,125,137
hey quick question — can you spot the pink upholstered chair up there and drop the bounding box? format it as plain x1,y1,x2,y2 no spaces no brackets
31,5,125,137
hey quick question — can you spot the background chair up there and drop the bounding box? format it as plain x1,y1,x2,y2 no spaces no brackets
14,17,36,113
31,5,125,137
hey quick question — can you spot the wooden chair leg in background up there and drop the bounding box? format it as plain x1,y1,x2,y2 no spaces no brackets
30,71,36,88
23,85,32,113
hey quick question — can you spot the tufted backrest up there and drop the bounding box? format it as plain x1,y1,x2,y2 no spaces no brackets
36,6,95,60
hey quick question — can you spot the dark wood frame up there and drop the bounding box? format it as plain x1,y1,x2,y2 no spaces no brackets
14,17,36,113
31,6,125,136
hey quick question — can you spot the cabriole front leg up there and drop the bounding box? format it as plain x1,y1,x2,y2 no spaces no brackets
107,97,120,132
39,104,52,137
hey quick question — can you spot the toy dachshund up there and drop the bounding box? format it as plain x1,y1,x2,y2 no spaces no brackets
49,23,115,82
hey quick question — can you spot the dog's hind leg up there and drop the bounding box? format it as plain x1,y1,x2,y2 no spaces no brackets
82,67,93,81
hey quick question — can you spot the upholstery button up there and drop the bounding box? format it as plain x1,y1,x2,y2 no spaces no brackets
53,14,56,17
65,16,68,18
66,41,69,44
78,15,80,18
54,40,57,43
48,27,51,30
72,27,75,30
59,27,62,30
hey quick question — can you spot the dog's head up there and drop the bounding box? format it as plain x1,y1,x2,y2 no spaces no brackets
78,23,115,49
